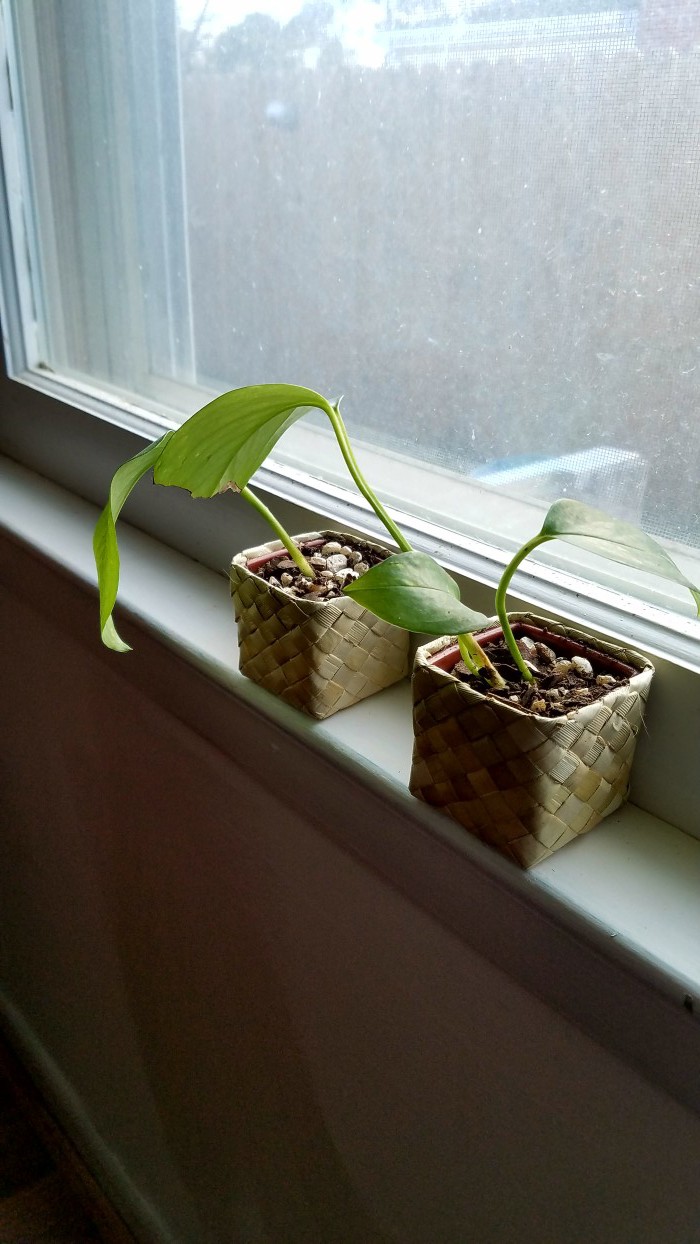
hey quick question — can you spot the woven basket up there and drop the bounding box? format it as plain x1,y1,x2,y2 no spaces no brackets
410,613,654,869
230,530,410,720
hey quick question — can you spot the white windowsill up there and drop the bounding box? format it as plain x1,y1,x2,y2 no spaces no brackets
2,453,700,1115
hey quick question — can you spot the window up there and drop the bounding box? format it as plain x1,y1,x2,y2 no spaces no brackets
2,0,700,621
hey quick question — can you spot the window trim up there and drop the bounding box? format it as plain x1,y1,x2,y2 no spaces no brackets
0,8,32,377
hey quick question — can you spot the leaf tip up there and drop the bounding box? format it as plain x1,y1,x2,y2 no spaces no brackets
101,615,132,653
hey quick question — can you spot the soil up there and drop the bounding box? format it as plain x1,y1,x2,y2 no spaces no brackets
453,633,632,718
251,537,387,602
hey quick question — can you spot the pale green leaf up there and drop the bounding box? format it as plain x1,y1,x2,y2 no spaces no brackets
344,551,489,634
541,499,700,615
154,383,332,496
93,431,174,650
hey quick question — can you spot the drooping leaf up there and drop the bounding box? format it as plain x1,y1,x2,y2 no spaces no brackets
154,384,333,496
93,385,336,650
540,499,700,615
344,551,489,634
93,431,174,651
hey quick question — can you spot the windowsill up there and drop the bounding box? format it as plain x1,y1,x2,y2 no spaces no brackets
2,452,700,1117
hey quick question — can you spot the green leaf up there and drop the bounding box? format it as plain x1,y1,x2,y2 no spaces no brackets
154,384,333,496
343,551,489,634
93,432,174,650
93,384,335,651
541,499,700,615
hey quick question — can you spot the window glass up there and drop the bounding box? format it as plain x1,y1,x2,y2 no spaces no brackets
6,0,700,569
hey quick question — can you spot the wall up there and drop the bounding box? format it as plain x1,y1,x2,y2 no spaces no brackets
3,536,700,1243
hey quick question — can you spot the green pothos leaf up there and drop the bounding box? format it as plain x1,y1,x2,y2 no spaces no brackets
153,384,333,495
93,432,174,651
343,551,489,634
94,385,338,649
540,499,700,615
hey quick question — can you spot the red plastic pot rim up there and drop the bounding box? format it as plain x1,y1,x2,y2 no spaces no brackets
245,538,325,575
428,622,637,678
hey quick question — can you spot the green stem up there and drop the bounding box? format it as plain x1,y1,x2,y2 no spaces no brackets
325,401,412,553
240,485,315,578
494,533,552,683
457,633,479,674
458,631,507,690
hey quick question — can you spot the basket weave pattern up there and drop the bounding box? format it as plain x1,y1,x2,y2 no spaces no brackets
410,614,654,868
231,530,410,720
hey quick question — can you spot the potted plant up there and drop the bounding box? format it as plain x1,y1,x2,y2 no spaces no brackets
344,500,700,867
93,383,469,719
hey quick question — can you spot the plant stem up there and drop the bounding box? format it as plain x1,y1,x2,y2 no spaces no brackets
494,533,552,683
458,631,507,689
457,633,479,674
325,401,413,553
240,485,315,578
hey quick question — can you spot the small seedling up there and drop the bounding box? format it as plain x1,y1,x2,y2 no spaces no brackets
344,498,700,687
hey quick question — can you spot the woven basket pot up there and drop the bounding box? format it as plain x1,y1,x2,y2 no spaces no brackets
410,613,654,869
230,530,410,720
